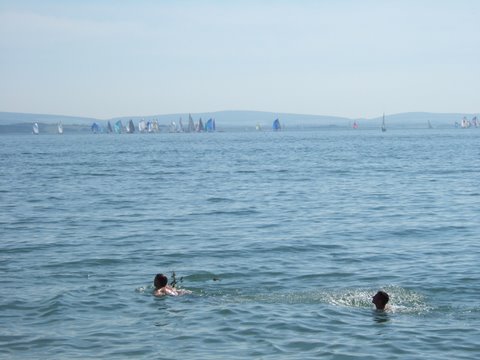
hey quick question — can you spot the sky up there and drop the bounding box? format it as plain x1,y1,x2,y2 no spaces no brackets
0,0,479,119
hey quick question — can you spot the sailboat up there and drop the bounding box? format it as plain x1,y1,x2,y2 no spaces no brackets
197,118,204,132
138,119,147,133
472,116,478,127
272,118,281,131
32,122,39,135
91,122,100,133
381,114,386,132
107,121,113,133
427,120,433,129
255,122,262,131
461,116,470,128
187,114,195,133
114,120,123,133
205,118,215,132
127,119,135,133
57,122,64,134
353,121,359,129
152,119,159,133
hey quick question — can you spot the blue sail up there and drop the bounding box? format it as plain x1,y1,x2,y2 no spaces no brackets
114,120,123,133
91,122,100,133
272,118,281,131
205,118,215,132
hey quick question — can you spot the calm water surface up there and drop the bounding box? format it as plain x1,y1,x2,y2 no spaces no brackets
1,129,479,359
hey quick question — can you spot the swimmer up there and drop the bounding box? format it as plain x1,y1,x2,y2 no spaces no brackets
153,273,191,297
372,290,390,310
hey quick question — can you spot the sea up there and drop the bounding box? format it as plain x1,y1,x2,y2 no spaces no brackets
1,128,479,359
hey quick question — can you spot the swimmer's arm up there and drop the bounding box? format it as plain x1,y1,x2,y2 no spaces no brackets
176,289,192,295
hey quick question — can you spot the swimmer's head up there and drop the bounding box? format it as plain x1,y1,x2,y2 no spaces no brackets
372,290,389,310
154,274,168,289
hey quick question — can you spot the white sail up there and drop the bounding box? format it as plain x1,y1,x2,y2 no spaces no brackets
32,122,39,135
138,120,147,132
57,122,64,134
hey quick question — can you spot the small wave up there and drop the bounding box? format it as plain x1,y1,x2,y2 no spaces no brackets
194,208,259,216
234,170,257,174
210,286,432,314
206,197,234,203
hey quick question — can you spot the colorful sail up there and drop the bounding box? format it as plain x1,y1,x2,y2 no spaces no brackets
114,120,123,133
152,119,159,132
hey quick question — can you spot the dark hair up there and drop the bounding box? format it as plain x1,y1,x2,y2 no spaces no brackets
154,274,168,289
377,291,389,304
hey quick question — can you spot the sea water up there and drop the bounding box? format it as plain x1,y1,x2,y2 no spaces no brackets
0,129,479,359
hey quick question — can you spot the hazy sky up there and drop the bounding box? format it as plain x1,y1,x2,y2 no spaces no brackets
0,0,479,119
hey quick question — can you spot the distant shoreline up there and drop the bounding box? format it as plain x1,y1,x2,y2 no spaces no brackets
0,110,477,134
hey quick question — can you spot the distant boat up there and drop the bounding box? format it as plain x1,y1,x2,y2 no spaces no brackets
353,121,359,129
107,121,113,133
91,122,100,133
197,118,204,132
127,119,135,133
205,118,215,132
138,119,147,133
114,120,123,133
187,114,195,133
272,118,281,131
57,122,63,134
381,114,386,132
255,122,262,131
152,119,159,133
427,120,433,129
461,116,470,128
32,122,39,135
472,116,478,127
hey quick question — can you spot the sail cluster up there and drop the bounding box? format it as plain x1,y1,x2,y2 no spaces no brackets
30,115,290,134
456,116,478,128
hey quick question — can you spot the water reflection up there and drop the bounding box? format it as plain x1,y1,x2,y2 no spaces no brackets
373,310,390,324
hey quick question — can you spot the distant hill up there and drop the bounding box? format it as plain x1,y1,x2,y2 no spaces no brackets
0,112,97,126
0,110,477,134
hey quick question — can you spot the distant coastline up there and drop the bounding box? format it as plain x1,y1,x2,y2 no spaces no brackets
0,110,477,134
